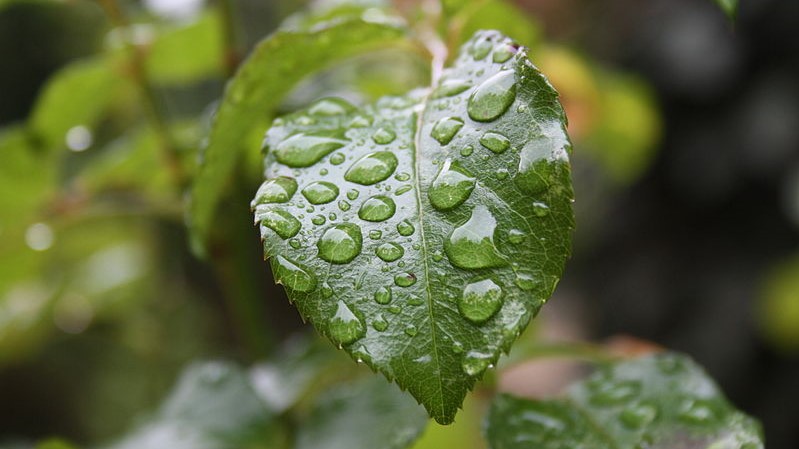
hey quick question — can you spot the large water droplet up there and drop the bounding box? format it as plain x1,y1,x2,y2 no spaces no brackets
273,256,316,292
344,151,398,185
374,286,392,304
317,223,362,264
376,242,404,262
308,98,354,116
358,195,396,222
372,127,396,144
257,208,301,239
253,177,297,205
397,220,415,236
470,36,493,60
428,159,476,211
301,181,339,204
479,131,510,153
274,131,348,167
431,117,464,145
444,205,507,269
328,300,365,346
462,350,492,376
394,272,417,287
459,279,503,324
433,79,472,98
492,43,517,63
467,70,517,122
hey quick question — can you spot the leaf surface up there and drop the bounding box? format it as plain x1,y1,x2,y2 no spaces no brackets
485,353,764,449
253,31,573,423
189,13,408,252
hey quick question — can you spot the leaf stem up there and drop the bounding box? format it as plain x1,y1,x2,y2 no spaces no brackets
417,0,448,84
217,0,242,77
99,0,186,190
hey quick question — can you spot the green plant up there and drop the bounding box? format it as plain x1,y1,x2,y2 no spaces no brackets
0,0,763,448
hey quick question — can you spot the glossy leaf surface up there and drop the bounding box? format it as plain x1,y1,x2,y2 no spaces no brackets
486,353,764,449
254,31,574,423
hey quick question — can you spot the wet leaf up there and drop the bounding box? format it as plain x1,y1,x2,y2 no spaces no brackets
485,353,764,449
253,31,573,423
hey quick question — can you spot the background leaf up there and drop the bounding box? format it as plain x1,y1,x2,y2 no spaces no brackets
253,31,573,424
485,353,764,449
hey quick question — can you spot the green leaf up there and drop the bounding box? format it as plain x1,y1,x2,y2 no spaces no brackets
253,31,573,423
713,0,737,20
189,14,408,253
485,353,764,449
451,0,541,50
105,361,277,449
144,12,225,84
295,376,428,449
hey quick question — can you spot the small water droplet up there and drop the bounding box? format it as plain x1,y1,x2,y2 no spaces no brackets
470,35,493,60
480,131,510,153
492,43,517,63
433,79,472,98
289,238,302,249
317,223,363,264
347,189,360,200
404,324,418,337
308,98,354,116
311,215,326,226
394,272,417,287
460,145,474,157
369,230,383,240
496,168,509,180
395,185,412,196
514,271,539,291
372,127,396,144
452,341,464,354
532,201,550,217
253,177,297,205
338,200,351,211
397,220,415,236
678,399,718,425
589,380,641,406
374,286,392,304
376,242,404,262
395,172,411,181
273,256,316,292
408,295,424,306
330,152,345,165
431,117,464,145
348,115,372,128
462,350,492,376
301,181,339,204
432,251,443,262
508,229,525,244
429,159,476,211
328,212,337,221
445,205,506,269
467,70,517,122
328,300,365,346
274,131,348,167
358,195,396,222
620,403,658,429
257,208,301,239
319,168,329,176
344,151,398,185
459,278,504,324
388,304,402,314
373,315,389,332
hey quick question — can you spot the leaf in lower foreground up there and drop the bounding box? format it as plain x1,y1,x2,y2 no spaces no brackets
485,353,764,449
253,31,574,423
296,376,428,449
189,13,408,254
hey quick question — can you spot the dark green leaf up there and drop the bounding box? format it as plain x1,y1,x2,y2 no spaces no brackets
189,15,408,253
145,12,225,84
253,31,573,423
295,376,428,449
485,353,764,449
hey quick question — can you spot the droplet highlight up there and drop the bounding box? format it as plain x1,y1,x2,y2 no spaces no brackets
428,159,476,211
467,70,517,122
358,196,396,222
459,279,504,324
444,205,507,269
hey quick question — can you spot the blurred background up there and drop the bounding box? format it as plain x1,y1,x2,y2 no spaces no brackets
0,0,797,448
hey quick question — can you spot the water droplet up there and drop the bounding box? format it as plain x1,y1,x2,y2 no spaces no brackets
372,127,396,144
328,300,365,346
470,36,493,60
274,131,348,167
429,159,476,211
656,355,684,374
65,125,92,152
330,152,345,165
319,168,328,176
620,403,658,429
347,189,360,200
431,117,464,145
395,185,412,196
516,136,565,194
492,43,516,63
397,220,415,236
462,350,492,376
459,278,503,324
460,145,474,157
338,200,351,211
452,341,464,354
328,212,337,221
432,251,444,262
253,177,297,205
395,172,411,181
25,223,54,251
508,229,525,244
301,181,339,204
320,282,333,298
376,242,404,262
679,399,718,425
358,195,396,222
257,208,301,239
408,295,424,306
467,70,517,122
289,238,302,249
444,205,507,269
317,223,363,264
344,151,398,185
514,271,539,291
532,201,550,217
374,286,392,304
394,272,417,287
373,315,389,332
369,230,383,240
433,79,472,98
273,256,316,292
348,115,372,128
388,304,402,314
480,131,510,153
590,380,641,406
311,215,326,226
404,324,418,337
308,98,354,116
